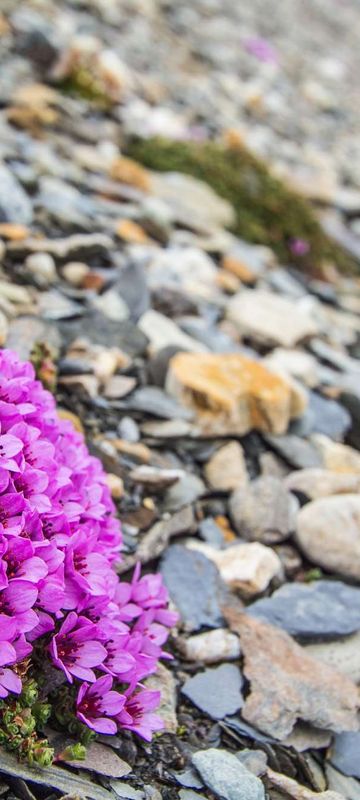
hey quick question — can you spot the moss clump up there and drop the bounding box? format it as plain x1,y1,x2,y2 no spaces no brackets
56,68,112,109
127,137,356,274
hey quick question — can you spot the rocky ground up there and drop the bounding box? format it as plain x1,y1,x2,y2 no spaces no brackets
2,1,360,799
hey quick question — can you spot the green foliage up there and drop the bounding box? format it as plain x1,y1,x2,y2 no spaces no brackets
57,69,112,109
0,679,54,766
127,137,356,274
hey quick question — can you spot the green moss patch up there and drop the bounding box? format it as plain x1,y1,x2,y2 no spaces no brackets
127,137,356,274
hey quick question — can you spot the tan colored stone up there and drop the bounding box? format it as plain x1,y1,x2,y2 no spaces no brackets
0,311,9,346
0,223,29,241
215,268,241,294
109,157,151,192
204,441,248,491
116,219,151,244
187,541,281,596
222,253,257,284
106,473,124,499
267,768,344,800
227,290,318,347
59,374,99,398
296,494,360,580
113,439,151,464
312,434,360,474
285,468,360,499
225,610,359,739
62,261,90,286
146,664,177,734
166,352,305,436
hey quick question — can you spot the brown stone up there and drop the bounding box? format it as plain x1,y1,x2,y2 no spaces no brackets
204,441,248,491
81,272,105,292
266,769,344,800
109,157,151,192
112,439,151,464
222,253,257,284
166,352,305,436
116,219,151,244
224,610,359,739
0,223,29,241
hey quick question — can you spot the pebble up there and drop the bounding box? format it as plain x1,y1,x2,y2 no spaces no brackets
284,468,360,498
103,375,136,399
163,474,205,512
192,748,265,800
264,434,323,469
62,261,90,286
188,541,281,596
0,311,8,346
151,172,235,232
306,391,351,440
161,545,225,631
124,385,193,420
326,764,360,800
204,441,249,491
139,309,208,354
179,628,241,664
266,768,344,800
306,632,360,683
25,252,58,286
312,435,360,474
264,348,319,388
229,476,298,543
146,664,177,734
227,290,318,347
225,610,359,739
331,732,360,780
296,494,360,580
167,352,304,436
182,663,243,719
0,163,33,225
247,580,360,639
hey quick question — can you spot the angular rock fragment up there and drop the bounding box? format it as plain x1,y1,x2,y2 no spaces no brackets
227,290,318,347
192,749,265,800
182,663,243,719
224,610,359,739
166,352,305,436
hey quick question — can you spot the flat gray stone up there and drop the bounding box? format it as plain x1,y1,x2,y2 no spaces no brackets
192,748,265,800
307,391,351,440
264,434,323,469
247,580,360,639
161,545,225,631
182,663,243,719
229,476,298,544
331,732,360,779
0,163,33,224
124,386,193,420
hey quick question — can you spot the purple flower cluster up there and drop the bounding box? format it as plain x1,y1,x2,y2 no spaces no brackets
0,349,176,741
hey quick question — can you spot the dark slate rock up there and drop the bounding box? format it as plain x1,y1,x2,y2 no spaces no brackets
115,261,150,322
147,345,182,387
161,545,225,631
223,717,276,744
339,392,360,450
123,386,193,420
0,163,33,225
331,732,360,779
264,434,323,469
182,664,243,720
58,312,148,356
307,392,351,440
247,580,360,639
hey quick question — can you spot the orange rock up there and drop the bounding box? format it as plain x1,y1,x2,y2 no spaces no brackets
7,84,59,132
116,219,150,244
112,439,151,464
166,352,306,436
81,272,105,292
214,515,237,542
216,268,240,294
222,253,257,284
0,14,10,35
0,223,29,241
109,157,151,192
